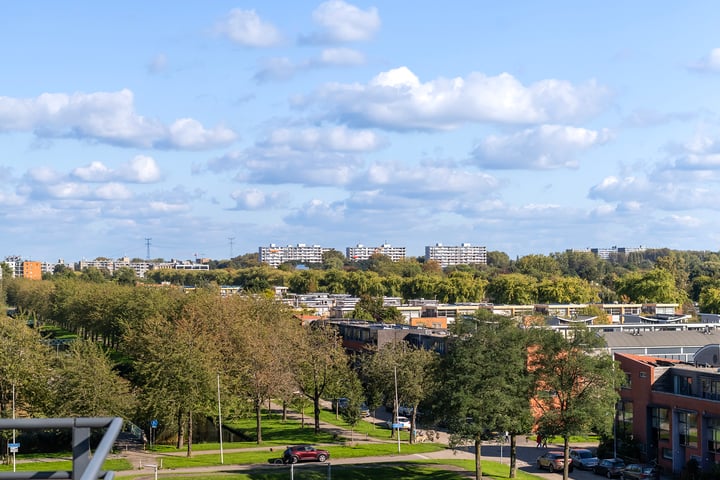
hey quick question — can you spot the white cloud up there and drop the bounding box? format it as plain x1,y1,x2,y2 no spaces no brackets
72,161,114,182
588,174,720,210
166,118,237,150
230,188,286,210
72,156,161,183
354,161,500,200
306,67,609,130
284,198,346,224
0,89,237,150
253,48,365,83
470,124,611,169
305,0,380,43
263,126,385,152
94,183,132,200
119,155,162,183
319,48,365,66
688,48,720,73
215,9,282,47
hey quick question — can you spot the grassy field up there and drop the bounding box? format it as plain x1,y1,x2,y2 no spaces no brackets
156,441,444,469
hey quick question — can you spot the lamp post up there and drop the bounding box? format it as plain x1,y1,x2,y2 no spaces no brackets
217,374,224,465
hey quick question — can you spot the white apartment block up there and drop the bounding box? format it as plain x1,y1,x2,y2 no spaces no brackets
590,246,646,260
346,243,406,262
424,243,487,267
259,244,332,268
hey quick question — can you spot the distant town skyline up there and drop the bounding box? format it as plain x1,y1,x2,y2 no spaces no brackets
3,2,720,261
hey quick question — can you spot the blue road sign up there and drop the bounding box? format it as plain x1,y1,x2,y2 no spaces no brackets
150,419,158,428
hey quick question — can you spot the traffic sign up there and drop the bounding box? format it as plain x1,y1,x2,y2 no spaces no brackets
151,419,158,428
391,423,403,429
9,443,19,453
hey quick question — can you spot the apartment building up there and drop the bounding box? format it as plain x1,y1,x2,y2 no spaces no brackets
591,245,647,260
424,243,487,267
346,243,406,262
617,351,720,476
258,244,332,268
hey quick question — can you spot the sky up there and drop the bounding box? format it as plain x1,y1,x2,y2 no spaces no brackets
3,2,720,263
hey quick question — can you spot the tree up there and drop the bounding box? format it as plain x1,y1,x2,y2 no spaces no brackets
614,268,687,303
220,295,298,443
486,251,511,271
0,317,53,418
362,341,437,443
486,273,538,304
124,291,222,456
529,327,625,480
294,323,349,434
537,277,598,304
514,254,561,280
48,339,136,417
322,250,346,270
114,267,137,286
351,295,402,323
432,314,534,479
700,286,720,314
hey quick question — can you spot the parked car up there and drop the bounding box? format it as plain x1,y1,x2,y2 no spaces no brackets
385,416,411,430
359,403,370,417
536,451,573,473
570,448,599,470
620,463,659,480
331,398,349,411
282,445,330,464
594,458,625,478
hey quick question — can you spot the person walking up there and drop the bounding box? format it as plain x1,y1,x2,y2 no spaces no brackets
536,433,542,448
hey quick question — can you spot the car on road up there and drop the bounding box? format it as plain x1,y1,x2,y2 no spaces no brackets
536,451,573,473
359,403,370,417
282,445,330,464
620,463,659,480
593,458,625,478
570,448,599,470
385,416,411,430
331,398,349,411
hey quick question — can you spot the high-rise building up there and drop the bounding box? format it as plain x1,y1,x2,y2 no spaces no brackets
424,243,487,267
259,244,332,268
346,244,406,262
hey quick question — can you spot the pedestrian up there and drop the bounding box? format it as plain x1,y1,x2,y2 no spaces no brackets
542,435,548,448
504,431,509,443
536,433,542,448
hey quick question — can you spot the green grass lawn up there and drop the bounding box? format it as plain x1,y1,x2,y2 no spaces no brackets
156,441,444,469
0,458,131,473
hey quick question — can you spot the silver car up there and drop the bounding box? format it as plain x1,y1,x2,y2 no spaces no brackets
569,448,599,470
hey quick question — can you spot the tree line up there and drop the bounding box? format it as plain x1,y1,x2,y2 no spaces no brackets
18,247,720,312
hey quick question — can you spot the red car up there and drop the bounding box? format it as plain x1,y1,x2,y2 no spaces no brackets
282,445,330,464
537,451,574,473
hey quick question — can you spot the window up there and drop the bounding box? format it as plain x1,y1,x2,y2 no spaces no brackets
618,401,633,438
675,376,693,396
708,418,720,453
652,407,670,442
623,372,632,389
678,411,698,448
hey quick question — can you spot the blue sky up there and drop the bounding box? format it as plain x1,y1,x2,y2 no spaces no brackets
3,1,720,262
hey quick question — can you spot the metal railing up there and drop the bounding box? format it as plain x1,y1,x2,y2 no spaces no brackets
0,417,123,480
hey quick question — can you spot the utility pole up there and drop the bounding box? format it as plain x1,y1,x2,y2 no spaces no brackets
228,237,235,259
144,238,152,260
